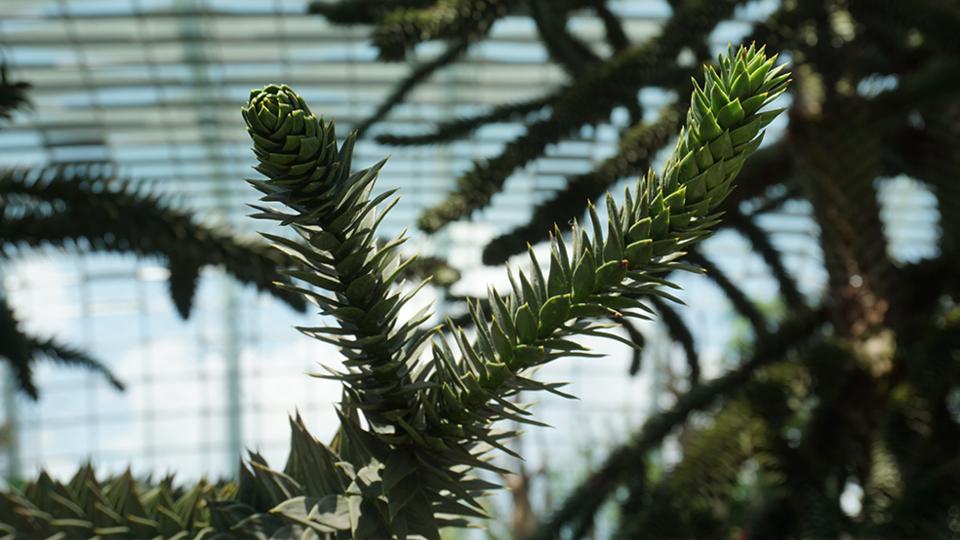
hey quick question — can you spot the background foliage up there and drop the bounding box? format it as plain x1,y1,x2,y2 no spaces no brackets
0,70,309,399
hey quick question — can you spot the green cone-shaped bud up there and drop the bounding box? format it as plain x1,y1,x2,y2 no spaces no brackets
242,84,346,200
664,43,790,208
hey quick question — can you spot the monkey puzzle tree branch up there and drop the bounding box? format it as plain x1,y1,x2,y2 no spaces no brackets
308,0,434,25
0,63,30,121
532,305,828,540
240,44,789,536
687,250,770,336
530,0,600,76
614,399,763,538
727,207,806,309
482,104,682,265
355,38,470,137
483,136,792,266
405,43,789,533
376,94,552,146
650,295,700,385
375,60,690,150
0,167,307,318
592,0,630,53
417,0,744,233
373,0,516,60
1,294,41,399
0,294,123,400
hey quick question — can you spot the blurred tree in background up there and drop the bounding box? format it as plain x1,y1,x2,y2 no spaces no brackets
311,0,960,537
0,68,308,398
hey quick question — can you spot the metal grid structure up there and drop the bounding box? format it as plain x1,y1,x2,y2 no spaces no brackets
0,0,940,525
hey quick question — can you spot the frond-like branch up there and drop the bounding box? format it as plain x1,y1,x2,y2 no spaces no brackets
0,63,30,121
240,44,789,535
687,250,770,336
482,104,682,265
0,166,307,318
309,0,434,25
615,399,761,538
727,207,805,309
0,43,789,538
24,335,124,392
0,294,123,399
650,295,700,385
0,294,39,398
533,305,828,540
355,38,470,137
417,0,743,233
376,95,552,146
483,136,793,266
530,0,600,76
373,0,516,60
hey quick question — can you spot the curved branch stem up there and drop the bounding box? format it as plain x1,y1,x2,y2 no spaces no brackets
376,95,552,146
532,306,828,540
686,250,770,336
355,39,470,137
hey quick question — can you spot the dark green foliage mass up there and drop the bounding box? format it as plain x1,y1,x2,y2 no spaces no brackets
0,64,29,122
0,416,361,539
